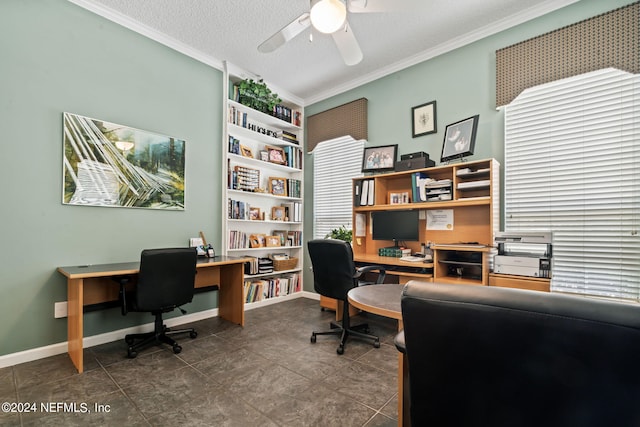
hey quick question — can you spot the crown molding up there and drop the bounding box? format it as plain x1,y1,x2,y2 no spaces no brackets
303,0,580,105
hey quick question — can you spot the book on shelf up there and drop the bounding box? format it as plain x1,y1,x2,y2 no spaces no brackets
356,179,376,206
280,201,301,222
228,199,250,220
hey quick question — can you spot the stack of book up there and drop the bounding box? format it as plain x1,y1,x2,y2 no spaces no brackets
278,130,298,144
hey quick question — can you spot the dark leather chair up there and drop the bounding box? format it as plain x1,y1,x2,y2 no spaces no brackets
307,239,386,354
395,281,640,427
120,247,198,358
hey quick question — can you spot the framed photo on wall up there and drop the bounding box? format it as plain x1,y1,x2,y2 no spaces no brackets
440,115,479,162
412,101,437,137
362,144,398,173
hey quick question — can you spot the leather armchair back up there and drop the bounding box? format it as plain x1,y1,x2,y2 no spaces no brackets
397,281,640,427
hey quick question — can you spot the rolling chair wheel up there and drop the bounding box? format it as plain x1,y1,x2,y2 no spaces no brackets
173,344,182,354
310,334,317,344
127,348,138,359
374,340,381,349
190,331,198,339
336,345,344,355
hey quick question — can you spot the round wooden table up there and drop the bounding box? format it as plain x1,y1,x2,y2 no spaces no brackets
347,283,403,323
348,283,408,427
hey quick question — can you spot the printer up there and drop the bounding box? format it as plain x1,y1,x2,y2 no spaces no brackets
493,231,552,278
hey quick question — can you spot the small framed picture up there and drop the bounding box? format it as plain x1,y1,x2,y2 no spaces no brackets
440,115,479,162
388,191,410,204
269,177,288,196
249,207,261,220
265,235,281,247
271,206,285,221
260,150,269,162
412,101,437,137
267,146,286,164
272,230,288,246
249,234,266,248
362,144,398,173
240,145,253,158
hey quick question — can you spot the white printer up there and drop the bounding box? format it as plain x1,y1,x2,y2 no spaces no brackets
493,231,552,278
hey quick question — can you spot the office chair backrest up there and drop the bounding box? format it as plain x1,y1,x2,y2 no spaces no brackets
307,239,357,301
136,247,197,312
400,281,640,427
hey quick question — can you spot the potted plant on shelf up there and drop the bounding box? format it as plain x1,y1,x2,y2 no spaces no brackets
236,78,281,115
326,226,353,243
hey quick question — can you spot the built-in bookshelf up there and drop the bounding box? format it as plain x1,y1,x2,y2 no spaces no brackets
221,61,304,308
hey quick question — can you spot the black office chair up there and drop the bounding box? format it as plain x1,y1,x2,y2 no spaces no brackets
119,247,198,358
307,239,386,354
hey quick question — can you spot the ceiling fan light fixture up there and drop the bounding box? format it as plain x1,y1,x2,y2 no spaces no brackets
310,0,346,34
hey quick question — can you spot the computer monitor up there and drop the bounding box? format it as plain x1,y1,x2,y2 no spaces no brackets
371,210,420,246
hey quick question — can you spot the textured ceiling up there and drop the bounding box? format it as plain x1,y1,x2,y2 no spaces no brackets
73,0,578,105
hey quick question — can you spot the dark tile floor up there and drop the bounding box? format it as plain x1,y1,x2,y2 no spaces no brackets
0,297,400,426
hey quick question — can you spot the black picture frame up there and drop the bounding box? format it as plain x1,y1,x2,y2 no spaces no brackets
412,101,437,137
362,144,398,173
440,115,479,162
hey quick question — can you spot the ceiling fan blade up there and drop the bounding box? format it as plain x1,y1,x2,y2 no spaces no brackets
331,21,363,66
258,12,311,53
347,0,394,13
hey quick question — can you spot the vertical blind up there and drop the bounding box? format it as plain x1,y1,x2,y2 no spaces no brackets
504,68,640,300
313,136,365,239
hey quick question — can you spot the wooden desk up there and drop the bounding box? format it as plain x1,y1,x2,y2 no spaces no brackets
57,256,249,373
348,284,409,427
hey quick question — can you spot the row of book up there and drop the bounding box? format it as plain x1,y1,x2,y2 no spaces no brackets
228,106,280,139
243,273,301,303
229,135,302,170
282,145,302,169
284,178,302,198
229,229,303,249
281,201,302,222
354,179,375,206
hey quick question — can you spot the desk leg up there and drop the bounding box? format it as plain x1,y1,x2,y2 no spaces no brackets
67,278,84,373
218,263,245,327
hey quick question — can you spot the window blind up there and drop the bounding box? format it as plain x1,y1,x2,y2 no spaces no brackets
313,136,365,239
504,68,640,300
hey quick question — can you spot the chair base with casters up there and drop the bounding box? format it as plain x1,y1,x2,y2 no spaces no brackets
311,298,380,354
124,310,197,358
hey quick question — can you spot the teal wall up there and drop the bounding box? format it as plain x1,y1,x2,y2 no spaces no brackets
302,0,634,291
0,0,223,356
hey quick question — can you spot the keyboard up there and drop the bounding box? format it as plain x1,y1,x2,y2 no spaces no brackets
400,255,428,262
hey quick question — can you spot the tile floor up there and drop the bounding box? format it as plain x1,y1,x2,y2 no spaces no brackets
0,297,400,426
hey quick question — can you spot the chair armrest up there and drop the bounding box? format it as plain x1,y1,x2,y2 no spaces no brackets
394,330,406,354
355,265,387,284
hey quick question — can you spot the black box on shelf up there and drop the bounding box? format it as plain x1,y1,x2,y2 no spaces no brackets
395,157,435,171
401,151,429,160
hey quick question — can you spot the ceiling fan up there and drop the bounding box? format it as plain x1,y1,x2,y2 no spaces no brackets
258,0,392,66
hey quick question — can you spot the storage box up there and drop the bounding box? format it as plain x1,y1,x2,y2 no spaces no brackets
273,257,298,271
395,157,435,171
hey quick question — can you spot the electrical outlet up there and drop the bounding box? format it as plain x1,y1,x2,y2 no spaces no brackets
54,301,68,318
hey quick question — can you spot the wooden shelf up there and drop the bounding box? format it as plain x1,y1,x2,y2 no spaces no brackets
352,159,499,287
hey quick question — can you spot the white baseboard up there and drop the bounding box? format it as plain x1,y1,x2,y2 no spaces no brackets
0,293,318,369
